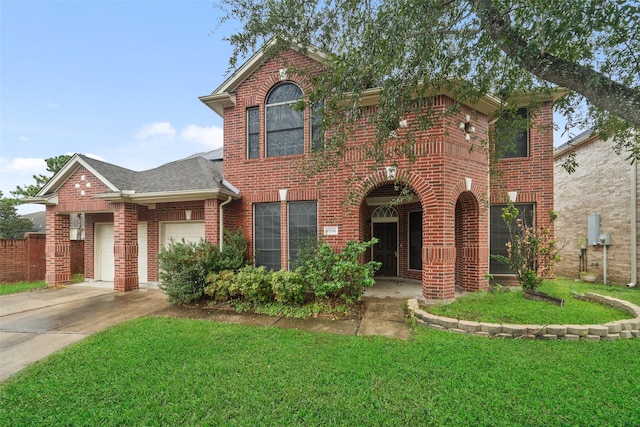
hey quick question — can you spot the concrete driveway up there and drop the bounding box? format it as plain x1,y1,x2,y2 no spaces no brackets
0,285,171,381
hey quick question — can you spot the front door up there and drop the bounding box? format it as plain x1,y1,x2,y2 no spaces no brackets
373,222,398,276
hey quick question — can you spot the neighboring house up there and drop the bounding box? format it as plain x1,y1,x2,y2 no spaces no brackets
554,131,639,286
32,44,556,301
22,211,84,239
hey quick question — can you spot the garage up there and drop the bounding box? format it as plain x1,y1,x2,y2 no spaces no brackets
95,222,148,283
160,221,206,246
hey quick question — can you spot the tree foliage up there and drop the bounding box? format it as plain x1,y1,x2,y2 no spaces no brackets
0,192,34,239
12,155,72,199
219,0,640,167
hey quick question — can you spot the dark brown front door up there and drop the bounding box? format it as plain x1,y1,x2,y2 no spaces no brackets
373,222,397,276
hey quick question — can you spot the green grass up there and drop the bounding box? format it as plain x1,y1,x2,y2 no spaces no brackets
0,280,47,295
426,278,640,324
0,274,85,296
1,317,639,425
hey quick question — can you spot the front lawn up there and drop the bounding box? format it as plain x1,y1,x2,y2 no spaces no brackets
0,274,85,296
427,278,640,324
0,281,47,295
1,317,639,425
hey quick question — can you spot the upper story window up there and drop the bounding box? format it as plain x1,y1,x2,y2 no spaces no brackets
266,82,304,157
247,107,260,159
496,108,529,159
311,100,324,152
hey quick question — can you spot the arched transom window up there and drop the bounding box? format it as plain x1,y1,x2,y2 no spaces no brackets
371,206,399,223
266,82,304,157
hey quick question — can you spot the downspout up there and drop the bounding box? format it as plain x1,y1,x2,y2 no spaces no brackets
629,160,638,287
219,196,233,250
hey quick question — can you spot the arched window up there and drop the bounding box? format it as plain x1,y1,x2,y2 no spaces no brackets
266,82,304,157
371,206,399,222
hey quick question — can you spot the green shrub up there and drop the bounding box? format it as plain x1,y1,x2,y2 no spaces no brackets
270,270,307,305
491,202,559,292
295,238,381,303
204,270,237,301
158,239,220,304
157,228,249,305
296,242,340,298
232,266,273,303
218,228,250,271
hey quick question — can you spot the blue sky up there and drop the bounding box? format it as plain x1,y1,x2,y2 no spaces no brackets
1,0,235,213
1,0,572,215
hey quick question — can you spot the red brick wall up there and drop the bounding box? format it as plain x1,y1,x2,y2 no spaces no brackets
0,233,83,283
113,202,138,292
0,238,29,283
56,166,113,213
490,101,556,285
219,50,496,300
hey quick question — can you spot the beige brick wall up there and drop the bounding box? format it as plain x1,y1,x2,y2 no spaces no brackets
554,136,639,285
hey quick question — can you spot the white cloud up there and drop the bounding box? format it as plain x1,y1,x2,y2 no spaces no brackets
134,121,176,140
5,157,45,172
181,125,223,148
20,136,30,142
82,152,106,161
47,101,59,108
0,157,46,199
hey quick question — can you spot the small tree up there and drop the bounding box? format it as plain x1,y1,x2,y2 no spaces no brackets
0,192,34,239
491,202,558,292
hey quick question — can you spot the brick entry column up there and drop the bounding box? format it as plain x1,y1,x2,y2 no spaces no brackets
422,245,456,302
45,206,71,285
113,202,138,292
204,198,220,246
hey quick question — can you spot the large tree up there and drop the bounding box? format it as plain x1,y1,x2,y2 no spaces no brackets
219,0,639,167
12,155,71,199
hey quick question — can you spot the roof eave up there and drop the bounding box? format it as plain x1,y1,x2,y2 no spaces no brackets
94,189,240,204
357,85,501,116
554,130,599,158
22,195,59,206
199,93,237,117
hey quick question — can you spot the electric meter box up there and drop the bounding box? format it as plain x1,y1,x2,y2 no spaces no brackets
588,214,600,246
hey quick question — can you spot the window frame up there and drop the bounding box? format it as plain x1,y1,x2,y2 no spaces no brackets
247,106,260,159
265,82,305,157
408,210,423,271
287,201,318,267
489,203,535,275
311,100,324,153
253,202,282,271
496,107,529,159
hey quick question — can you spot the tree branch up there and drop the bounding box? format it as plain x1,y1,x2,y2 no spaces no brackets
473,0,640,126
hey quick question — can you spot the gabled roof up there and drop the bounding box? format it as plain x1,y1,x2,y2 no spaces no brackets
199,39,328,117
31,150,239,206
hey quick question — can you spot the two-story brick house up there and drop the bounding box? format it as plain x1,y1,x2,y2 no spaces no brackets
34,44,556,302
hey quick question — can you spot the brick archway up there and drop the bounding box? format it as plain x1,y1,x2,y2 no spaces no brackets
455,191,489,292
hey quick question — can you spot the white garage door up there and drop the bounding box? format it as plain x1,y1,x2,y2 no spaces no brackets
161,222,206,246
95,222,148,283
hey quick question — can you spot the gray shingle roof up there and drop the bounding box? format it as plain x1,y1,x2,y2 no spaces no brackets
77,149,234,195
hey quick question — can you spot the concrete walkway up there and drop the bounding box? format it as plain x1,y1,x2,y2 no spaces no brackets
0,283,410,381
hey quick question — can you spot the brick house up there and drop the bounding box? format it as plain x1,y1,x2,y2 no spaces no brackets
554,131,639,286
33,45,556,301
